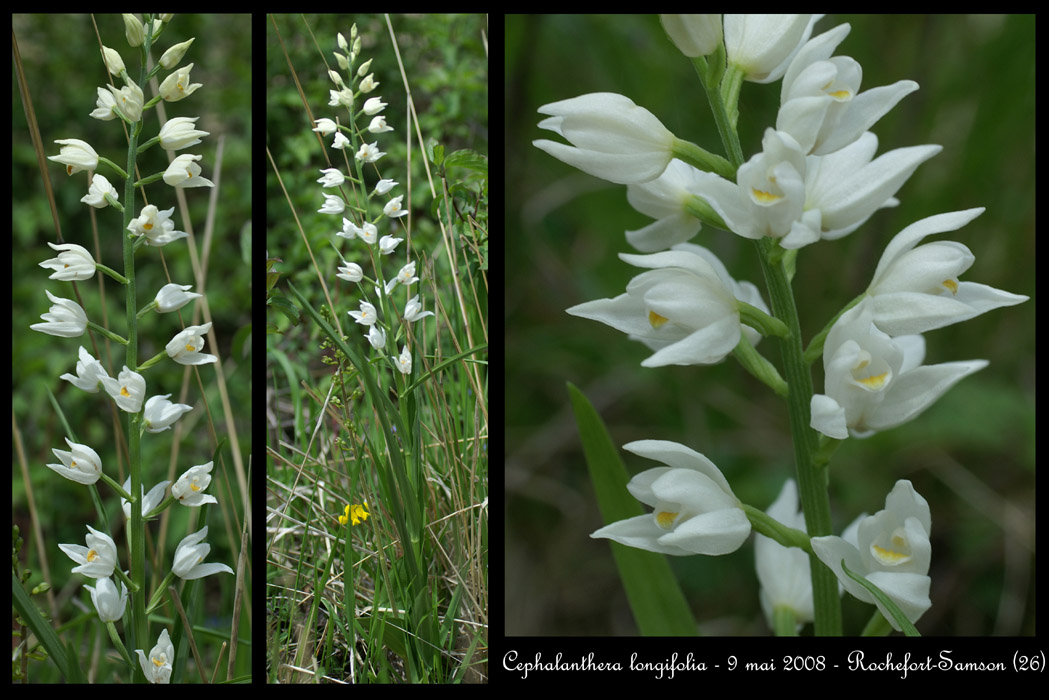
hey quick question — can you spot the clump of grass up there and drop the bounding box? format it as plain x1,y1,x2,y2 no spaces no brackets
265,13,488,683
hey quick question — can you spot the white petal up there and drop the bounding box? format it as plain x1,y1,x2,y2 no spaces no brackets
623,440,734,497
659,508,752,555
810,535,874,604
864,571,931,629
867,360,988,432
642,315,740,366
590,514,693,556
810,394,849,439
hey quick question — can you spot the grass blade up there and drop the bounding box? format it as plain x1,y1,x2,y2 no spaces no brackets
567,382,696,636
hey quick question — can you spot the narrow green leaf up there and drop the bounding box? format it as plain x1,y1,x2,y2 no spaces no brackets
11,571,72,679
839,559,921,637
567,382,696,636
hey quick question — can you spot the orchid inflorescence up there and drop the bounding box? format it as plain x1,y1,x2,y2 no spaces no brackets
312,23,434,385
537,14,1028,635
33,14,232,681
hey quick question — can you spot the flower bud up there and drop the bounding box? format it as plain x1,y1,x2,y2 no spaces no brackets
159,37,195,69
122,13,144,47
101,46,126,76
155,283,202,312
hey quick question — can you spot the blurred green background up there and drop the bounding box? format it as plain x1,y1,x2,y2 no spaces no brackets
507,14,1034,636
12,13,253,675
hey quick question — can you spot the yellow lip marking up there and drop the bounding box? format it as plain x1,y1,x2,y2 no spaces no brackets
656,511,678,529
648,310,668,328
751,187,781,204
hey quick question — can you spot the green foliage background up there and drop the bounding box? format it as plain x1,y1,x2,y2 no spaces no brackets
506,14,1034,636
12,13,253,679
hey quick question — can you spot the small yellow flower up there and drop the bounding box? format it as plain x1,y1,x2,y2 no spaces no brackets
338,501,370,526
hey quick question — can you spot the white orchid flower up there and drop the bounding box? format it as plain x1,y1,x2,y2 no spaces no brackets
777,23,919,155
158,62,202,102
383,194,408,218
171,526,234,580
165,322,217,365
81,173,119,208
60,346,110,392
102,366,146,413
864,208,1029,335
85,576,128,623
790,132,941,244
30,290,87,337
355,141,385,163
48,138,99,175
688,128,810,246
336,261,364,282
533,92,676,185
143,394,194,432
154,283,202,312
39,241,97,281
58,525,118,579
163,154,214,188
312,117,337,135
46,438,103,485
316,168,345,187
348,301,379,326
366,324,386,350
724,14,820,83
122,477,172,520
396,346,412,374
591,440,751,556
811,480,932,631
755,479,815,631
567,243,768,367
624,159,705,252
810,298,988,439
319,193,345,215
158,116,209,150
172,461,218,507
107,81,144,122
659,14,722,58
136,629,174,684
403,295,434,323
128,205,188,246
378,234,402,255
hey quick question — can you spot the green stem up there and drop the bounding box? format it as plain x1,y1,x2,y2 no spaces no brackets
125,19,153,682
755,238,841,635
741,503,811,553
95,262,129,285
772,605,800,637
97,155,129,180
732,334,788,398
106,621,134,668
136,349,169,372
699,53,842,635
670,138,735,180
87,321,128,346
